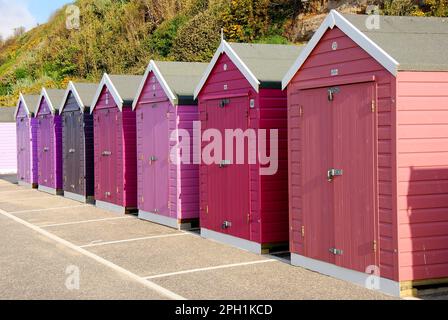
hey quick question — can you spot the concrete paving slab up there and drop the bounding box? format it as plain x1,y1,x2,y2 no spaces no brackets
0,195,82,213
13,205,126,226
0,189,47,201
87,235,268,277
152,258,396,300
0,215,170,300
44,217,180,246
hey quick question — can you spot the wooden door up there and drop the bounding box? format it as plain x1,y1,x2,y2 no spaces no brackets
205,97,250,239
300,87,335,264
333,82,377,272
300,82,377,273
154,102,170,217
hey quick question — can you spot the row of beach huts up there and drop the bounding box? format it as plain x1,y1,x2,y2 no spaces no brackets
12,11,448,296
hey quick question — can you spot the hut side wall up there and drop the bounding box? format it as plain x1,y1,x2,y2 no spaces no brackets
396,71,448,281
0,122,17,174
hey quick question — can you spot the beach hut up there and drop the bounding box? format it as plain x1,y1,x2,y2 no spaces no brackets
14,94,39,186
90,74,142,214
59,82,98,203
282,10,448,296
35,88,66,195
194,40,304,253
0,107,17,175
133,60,208,229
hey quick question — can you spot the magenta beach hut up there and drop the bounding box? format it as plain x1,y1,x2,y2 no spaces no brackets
15,94,39,187
194,40,304,253
90,74,142,214
133,60,207,229
36,88,65,195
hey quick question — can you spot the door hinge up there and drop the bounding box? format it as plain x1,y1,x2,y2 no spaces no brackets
247,213,251,224
371,100,376,113
301,226,305,238
373,240,377,253
206,205,209,214
299,105,304,117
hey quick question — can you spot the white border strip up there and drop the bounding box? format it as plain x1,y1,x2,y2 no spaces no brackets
194,40,260,98
282,10,399,89
59,81,85,113
139,210,181,230
132,60,177,109
39,216,133,228
0,207,185,300
90,74,124,113
291,253,400,297
80,233,189,248
95,200,127,215
144,259,276,280
38,185,63,195
15,93,32,119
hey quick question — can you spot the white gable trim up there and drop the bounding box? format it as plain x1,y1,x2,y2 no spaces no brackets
282,10,399,89
132,60,177,110
194,40,260,99
90,73,124,114
59,81,86,113
35,88,57,116
14,93,31,119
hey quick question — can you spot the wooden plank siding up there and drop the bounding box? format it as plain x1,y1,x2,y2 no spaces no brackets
0,122,17,174
396,71,448,281
287,27,398,280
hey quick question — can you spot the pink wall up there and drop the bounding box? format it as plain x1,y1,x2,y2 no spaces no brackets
287,27,397,280
0,123,17,174
396,71,448,281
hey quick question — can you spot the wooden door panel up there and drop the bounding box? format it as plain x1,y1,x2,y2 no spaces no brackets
333,82,377,272
301,88,335,264
154,102,170,217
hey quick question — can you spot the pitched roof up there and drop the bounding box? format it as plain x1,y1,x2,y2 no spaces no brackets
194,40,305,98
133,60,208,108
342,13,448,72
14,94,40,118
0,107,15,122
90,74,143,112
60,82,98,113
36,88,66,115
283,10,448,88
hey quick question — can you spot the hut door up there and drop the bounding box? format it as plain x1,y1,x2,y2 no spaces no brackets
301,87,335,264
153,102,170,217
300,82,377,273
205,97,250,240
332,82,377,273
39,115,50,185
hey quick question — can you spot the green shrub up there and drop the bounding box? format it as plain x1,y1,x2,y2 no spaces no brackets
148,15,188,57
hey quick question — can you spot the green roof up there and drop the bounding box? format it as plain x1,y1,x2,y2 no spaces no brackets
44,89,66,111
342,14,448,71
108,75,143,105
71,83,98,107
228,42,306,83
22,95,40,113
155,61,208,97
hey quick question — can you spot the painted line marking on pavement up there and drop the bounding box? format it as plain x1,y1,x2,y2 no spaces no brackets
7,205,89,214
80,233,189,248
144,259,277,280
0,207,186,300
39,216,134,228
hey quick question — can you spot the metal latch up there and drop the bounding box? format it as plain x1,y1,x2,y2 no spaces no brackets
222,221,232,229
105,192,111,197
329,248,344,256
43,147,49,152
219,99,230,108
219,160,231,168
328,87,340,101
327,168,343,182
150,156,157,165
69,149,76,153
102,151,112,156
